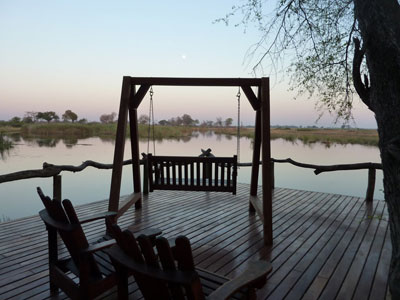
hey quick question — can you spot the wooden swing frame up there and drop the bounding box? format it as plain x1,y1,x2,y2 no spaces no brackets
108,77,272,245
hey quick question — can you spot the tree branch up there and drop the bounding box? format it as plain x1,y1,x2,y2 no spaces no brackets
271,158,382,174
0,168,61,183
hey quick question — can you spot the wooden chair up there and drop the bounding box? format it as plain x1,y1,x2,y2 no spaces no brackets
106,223,272,300
37,187,118,299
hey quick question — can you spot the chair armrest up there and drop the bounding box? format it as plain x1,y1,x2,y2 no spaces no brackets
134,227,162,239
79,211,118,224
81,239,116,255
39,209,79,232
207,261,272,300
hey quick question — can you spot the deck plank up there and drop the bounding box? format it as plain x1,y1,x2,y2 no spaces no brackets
0,184,391,300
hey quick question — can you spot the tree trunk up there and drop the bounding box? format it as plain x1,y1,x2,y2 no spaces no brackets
354,0,400,298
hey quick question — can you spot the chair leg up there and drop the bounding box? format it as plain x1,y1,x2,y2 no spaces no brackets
47,227,59,295
49,280,59,295
116,265,129,300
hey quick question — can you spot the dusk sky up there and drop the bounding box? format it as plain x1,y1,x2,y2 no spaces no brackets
1,1,377,128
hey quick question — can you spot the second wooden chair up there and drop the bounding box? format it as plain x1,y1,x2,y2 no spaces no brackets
106,222,272,299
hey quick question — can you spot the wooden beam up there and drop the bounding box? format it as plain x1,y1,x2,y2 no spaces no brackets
250,110,262,194
129,77,261,87
249,196,264,224
108,76,131,213
261,77,272,246
116,193,142,218
250,110,261,211
132,84,150,109
241,85,260,110
128,104,142,209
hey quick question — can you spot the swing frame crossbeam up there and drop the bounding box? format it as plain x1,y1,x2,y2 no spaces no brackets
108,76,272,245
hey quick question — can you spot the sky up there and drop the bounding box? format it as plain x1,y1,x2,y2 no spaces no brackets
0,0,377,128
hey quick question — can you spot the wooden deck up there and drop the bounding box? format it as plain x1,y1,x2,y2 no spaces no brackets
0,184,391,299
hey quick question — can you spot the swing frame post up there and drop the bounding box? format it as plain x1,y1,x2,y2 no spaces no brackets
261,78,272,246
109,77,131,213
108,77,272,246
129,105,142,209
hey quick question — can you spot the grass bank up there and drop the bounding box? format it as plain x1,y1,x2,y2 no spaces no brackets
270,127,378,146
6,123,380,146
19,123,198,139
0,126,20,134
208,126,378,146
20,122,118,137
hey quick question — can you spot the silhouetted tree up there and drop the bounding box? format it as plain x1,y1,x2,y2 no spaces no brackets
62,110,78,122
225,117,233,127
99,112,117,124
23,111,38,123
182,114,195,126
37,111,59,123
9,116,21,127
138,114,150,125
158,120,170,126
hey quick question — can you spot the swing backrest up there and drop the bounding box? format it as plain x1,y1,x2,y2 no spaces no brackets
147,154,237,194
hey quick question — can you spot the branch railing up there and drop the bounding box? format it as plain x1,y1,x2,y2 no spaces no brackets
0,158,383,202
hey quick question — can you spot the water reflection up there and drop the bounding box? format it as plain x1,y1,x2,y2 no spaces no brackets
34,137,60,148
63,137,78,148
8,133,21,143
0,148,11,160
99,136,116,144
0,135,13,159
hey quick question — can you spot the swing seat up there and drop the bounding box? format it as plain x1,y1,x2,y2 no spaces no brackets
147,154,237,194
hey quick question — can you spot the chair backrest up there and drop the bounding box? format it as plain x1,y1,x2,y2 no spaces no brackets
37,187,101,277
107,221,205,300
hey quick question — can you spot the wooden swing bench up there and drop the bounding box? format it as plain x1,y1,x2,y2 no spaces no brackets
147,154,237,194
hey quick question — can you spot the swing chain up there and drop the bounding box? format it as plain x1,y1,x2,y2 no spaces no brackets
147,86,156,155
149,86,154,98
236,87,241,167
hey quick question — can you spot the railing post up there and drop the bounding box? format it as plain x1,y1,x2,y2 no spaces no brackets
53,175,62,201
365,168,376,202
271,161,275,189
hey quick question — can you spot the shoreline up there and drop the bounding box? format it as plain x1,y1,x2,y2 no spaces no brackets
0,123,379,147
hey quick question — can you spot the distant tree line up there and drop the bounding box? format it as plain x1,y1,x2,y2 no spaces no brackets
1,111,235,128
3,110,86,127
139,114,234,128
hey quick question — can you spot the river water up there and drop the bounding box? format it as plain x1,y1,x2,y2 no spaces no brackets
0,132,383,221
